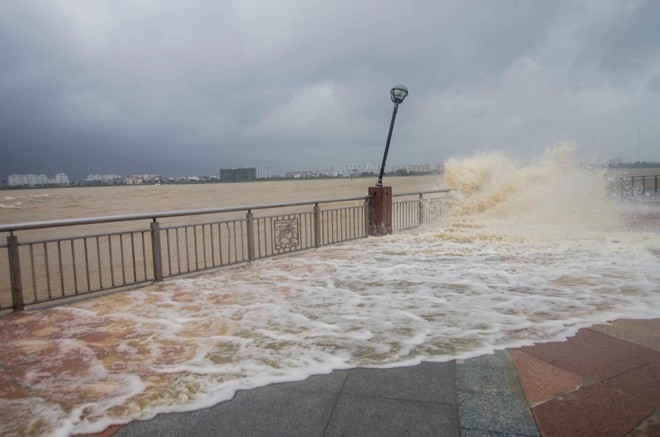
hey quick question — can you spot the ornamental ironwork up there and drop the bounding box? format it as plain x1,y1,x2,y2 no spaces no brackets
273,217,300,251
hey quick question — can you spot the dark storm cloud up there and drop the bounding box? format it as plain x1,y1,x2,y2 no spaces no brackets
1,0,659,181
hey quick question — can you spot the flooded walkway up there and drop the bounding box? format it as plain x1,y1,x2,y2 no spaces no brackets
84,318,660,437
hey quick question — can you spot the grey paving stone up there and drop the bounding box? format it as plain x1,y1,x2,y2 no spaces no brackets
285,370,349,394
342,362,456,404
324,393,459,437
458,390,539,436
113,408,211,437
188,382,338,437
457,364,518,394
457,350,515,369
457,352,539,436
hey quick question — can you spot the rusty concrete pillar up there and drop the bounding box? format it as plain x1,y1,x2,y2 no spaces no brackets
368,186,392,236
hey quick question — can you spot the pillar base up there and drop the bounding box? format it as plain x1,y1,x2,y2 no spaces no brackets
368,186,392,236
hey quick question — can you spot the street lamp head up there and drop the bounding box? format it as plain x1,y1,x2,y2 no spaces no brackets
390,84,408,104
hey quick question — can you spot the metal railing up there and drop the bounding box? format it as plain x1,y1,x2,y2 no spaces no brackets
393,191,448,231
620,175,660,197
1,190,450,312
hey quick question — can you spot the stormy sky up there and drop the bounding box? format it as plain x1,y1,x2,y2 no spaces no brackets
1,0,659,179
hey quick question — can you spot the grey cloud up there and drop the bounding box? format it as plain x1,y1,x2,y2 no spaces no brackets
1,0,658,180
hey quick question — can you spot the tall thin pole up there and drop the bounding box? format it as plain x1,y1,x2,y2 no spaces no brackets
376,102,399,187
637,128,640,163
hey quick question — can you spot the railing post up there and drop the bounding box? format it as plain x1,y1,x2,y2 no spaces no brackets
368,186,392,236
150,220,163,281
7,234,25,312
246,210,255,261
313,203,321,248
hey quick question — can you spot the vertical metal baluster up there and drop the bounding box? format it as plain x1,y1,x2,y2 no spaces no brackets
57,240,65,296
84,238,91,291
141,231,147,280
44,242,52,299
176,227,182,273
209,224,216,267
235,221,241,262
96,236,103,288
256,218,262,258
334,210,338,243
191,225,197,270
29,243,37,301
202,224,207,269
120,233,126,284
108,235,115,287
226,222,232,264
130,233,136,281
71,240,78,294
166,228,172,275
183,227,189,272
218,223,224,265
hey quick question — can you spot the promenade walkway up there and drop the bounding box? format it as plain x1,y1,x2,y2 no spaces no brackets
86,318,660,437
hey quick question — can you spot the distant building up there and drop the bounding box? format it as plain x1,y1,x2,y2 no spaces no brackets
86,174,122,182
391,164,433,174
8,173,70,187
125,174,159,185
286,170,320,179
220,167,257,182
256,167,272,179
54,173,69,184
319,163,378,177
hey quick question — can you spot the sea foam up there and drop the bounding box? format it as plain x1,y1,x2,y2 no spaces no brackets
1,142,659,436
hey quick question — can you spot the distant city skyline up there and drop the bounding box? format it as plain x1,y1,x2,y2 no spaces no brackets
4,160,438,185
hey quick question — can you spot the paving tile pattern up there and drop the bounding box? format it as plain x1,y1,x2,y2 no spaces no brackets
83,318,660,437
457,351,539,436
111,363,461,437
516,320,660,437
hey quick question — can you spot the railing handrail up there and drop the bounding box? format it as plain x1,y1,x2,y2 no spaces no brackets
0,195,370,233
393,189,452,198
0,190,453,233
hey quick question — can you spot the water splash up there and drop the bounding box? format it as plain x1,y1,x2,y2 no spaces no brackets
442,142,622,235
1,143,659,436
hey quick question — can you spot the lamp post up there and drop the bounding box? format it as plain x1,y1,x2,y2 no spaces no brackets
375,84,408,187
368,84,408,237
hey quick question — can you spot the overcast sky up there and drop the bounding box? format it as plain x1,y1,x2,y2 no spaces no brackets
1,0,659,179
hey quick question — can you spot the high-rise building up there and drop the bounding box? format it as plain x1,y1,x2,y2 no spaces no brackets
256,167,272,179
7,173,58,187
54,173,70,185
220,167,257,182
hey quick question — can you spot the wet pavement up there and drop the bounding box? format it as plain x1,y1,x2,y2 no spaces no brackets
82,318,660,437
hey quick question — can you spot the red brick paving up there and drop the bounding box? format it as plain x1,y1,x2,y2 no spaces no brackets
605,361,660,409
519,329,660,382
516,321,660,436
532,383,654,437
511,350,582,407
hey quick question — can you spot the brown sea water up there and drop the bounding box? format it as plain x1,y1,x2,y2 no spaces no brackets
1,147,659,436
0,175,442,225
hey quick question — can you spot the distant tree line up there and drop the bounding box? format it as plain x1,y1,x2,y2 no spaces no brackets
607,161,660,169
